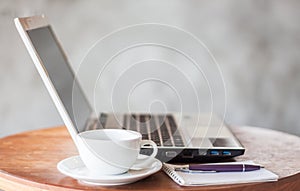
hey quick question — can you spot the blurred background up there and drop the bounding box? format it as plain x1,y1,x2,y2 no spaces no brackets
1,0,300,137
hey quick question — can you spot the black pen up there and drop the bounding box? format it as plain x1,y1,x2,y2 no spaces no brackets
175,164,263,173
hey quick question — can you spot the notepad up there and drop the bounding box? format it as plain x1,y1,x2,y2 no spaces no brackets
163,161,278,186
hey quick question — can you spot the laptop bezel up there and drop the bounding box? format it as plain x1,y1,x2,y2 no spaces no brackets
14,15,89,147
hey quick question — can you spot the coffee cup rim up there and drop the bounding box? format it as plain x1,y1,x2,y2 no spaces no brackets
77,129,142,141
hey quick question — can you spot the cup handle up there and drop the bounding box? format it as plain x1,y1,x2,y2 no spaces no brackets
131,140,158,170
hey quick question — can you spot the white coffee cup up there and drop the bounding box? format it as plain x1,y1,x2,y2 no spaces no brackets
76,129,158,175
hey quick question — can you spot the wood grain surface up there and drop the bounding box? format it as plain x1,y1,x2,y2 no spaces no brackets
0,126,299,191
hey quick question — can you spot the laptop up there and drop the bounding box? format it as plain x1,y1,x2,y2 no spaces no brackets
15,15,245,163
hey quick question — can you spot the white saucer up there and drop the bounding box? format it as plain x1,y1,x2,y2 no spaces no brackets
57,155,162,186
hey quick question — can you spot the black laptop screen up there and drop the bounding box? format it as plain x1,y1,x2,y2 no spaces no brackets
27,26,92,133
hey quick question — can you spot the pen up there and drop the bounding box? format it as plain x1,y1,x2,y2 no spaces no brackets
175,164,262,173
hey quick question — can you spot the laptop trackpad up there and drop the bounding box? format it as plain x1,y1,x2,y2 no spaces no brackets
210,138,238,147
187,138,238,148
187,138,213,148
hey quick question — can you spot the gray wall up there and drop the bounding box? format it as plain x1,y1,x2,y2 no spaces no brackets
1,0,300,137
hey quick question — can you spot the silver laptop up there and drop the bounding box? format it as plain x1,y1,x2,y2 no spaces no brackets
15,15,245,163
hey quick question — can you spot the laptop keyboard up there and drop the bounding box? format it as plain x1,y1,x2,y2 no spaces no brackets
123,114,184,147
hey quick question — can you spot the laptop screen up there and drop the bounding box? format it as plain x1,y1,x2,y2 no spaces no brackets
27,26,92,133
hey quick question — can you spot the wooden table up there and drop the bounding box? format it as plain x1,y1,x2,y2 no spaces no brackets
0,126,299,191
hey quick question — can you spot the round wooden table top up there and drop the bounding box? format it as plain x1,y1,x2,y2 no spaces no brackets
0,126,299,191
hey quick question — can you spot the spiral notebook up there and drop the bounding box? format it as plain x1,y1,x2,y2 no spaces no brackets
163,161,278,186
